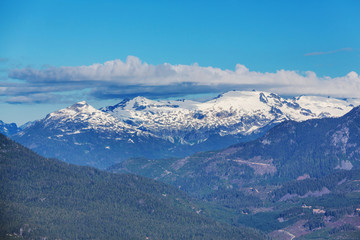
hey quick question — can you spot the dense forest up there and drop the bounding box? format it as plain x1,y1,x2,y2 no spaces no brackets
0,134,264,240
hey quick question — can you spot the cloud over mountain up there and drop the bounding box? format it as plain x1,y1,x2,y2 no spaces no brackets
4,56,360,103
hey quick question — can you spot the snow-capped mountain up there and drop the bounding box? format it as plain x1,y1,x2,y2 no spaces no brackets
38,101,141,135
13,101,174,168
0,120,20,136
12,91,359,169
108,106,360,211
102,90,357,144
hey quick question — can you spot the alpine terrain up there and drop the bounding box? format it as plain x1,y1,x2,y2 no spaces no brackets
12,90,359,168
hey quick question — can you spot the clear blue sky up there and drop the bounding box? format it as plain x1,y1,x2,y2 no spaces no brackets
1,0,360,124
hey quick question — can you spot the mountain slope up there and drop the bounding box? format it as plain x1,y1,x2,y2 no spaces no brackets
0,134,264,240
229,105,360,179
12,101,175,168
109,106,360,195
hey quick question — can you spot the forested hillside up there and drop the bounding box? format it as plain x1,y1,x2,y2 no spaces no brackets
108,107,360,239
0,134,264,240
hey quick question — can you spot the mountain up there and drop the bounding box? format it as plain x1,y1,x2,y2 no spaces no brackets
108,107,360,239
109,106,360,194
0,133,264,240
12,91,358,168
12,101,176,168
0,120,20,136
102,90,357,145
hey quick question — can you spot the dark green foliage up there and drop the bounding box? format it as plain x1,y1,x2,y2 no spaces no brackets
0,134,264,240
297,227,360,240
235,210,301,233
204,189,263,209
325,207,356,221
271,169,360,201
278,206,304,218
329,224,356,235
304,215,325,230
237,212,283,232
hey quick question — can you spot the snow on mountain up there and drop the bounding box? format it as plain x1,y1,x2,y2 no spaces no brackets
11,90,359,168
19,120,38,130
42,101,141,135
102,91,356,143
13,101,171,168
0,120,20,136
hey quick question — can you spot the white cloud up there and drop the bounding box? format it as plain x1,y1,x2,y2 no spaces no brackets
5,56,360,103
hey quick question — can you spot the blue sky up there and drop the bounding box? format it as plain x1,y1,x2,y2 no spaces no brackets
1,0,360,124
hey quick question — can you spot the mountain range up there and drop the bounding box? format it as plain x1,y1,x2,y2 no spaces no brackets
109,105,360,193
10,90,360,168
108,105,360,239
102,90,357,142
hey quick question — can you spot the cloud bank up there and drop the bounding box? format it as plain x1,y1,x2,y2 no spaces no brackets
3,56,360,103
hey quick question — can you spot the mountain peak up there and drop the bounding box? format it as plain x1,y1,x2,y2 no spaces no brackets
70,101,90,109
101,98,131,112
132,96,150,102
103,96,159,113
63,101,103,115
46,101,99,121
211,90,274,101
0,120,20,136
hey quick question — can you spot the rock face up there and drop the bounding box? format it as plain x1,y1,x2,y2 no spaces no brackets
0,120,20,136
12,90,359,168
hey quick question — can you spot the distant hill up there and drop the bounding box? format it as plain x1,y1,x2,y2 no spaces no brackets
0,134,264,240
